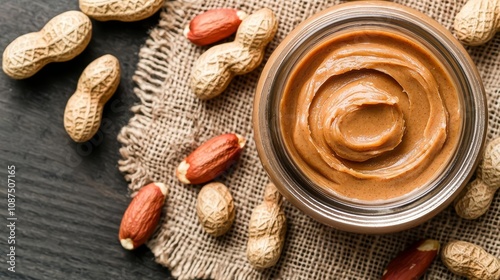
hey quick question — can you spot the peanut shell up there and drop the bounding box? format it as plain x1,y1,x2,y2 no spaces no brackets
196,182,235,237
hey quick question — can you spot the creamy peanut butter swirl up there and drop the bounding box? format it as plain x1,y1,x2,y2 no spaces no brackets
281,31,460,200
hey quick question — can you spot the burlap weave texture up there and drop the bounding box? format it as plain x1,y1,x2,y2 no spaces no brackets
117,0,500,279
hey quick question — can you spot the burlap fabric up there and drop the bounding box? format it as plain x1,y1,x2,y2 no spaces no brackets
117,0,500,279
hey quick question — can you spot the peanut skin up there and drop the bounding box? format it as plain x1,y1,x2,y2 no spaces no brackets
454,0,500,46
382,239,440,280
119,182,169,250
2,11,92,79
454,137,500,219
184,9,247,46
441,240,500,280
246,183,286,269
79,0,164,22
190,8,278,100
176,133,246,184
64,55,121,142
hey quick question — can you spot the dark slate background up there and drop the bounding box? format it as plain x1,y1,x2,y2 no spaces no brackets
0,0,172,279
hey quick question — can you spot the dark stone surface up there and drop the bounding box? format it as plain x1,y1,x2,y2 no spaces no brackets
0,1,172,279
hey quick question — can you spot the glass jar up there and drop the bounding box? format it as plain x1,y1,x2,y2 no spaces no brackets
253,1,487,233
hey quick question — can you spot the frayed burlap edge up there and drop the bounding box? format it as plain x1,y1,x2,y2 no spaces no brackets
118,0,189,191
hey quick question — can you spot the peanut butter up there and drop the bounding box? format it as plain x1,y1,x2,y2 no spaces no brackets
280,30,461,201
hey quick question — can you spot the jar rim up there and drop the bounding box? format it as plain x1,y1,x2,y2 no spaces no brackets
253,1,487,233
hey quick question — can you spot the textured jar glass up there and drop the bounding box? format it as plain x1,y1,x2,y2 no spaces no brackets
253,1,487,233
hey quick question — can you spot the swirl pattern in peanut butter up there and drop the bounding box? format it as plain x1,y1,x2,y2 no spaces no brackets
280,30,461,201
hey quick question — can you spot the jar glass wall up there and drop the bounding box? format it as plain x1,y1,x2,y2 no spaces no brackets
253,1,487,233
